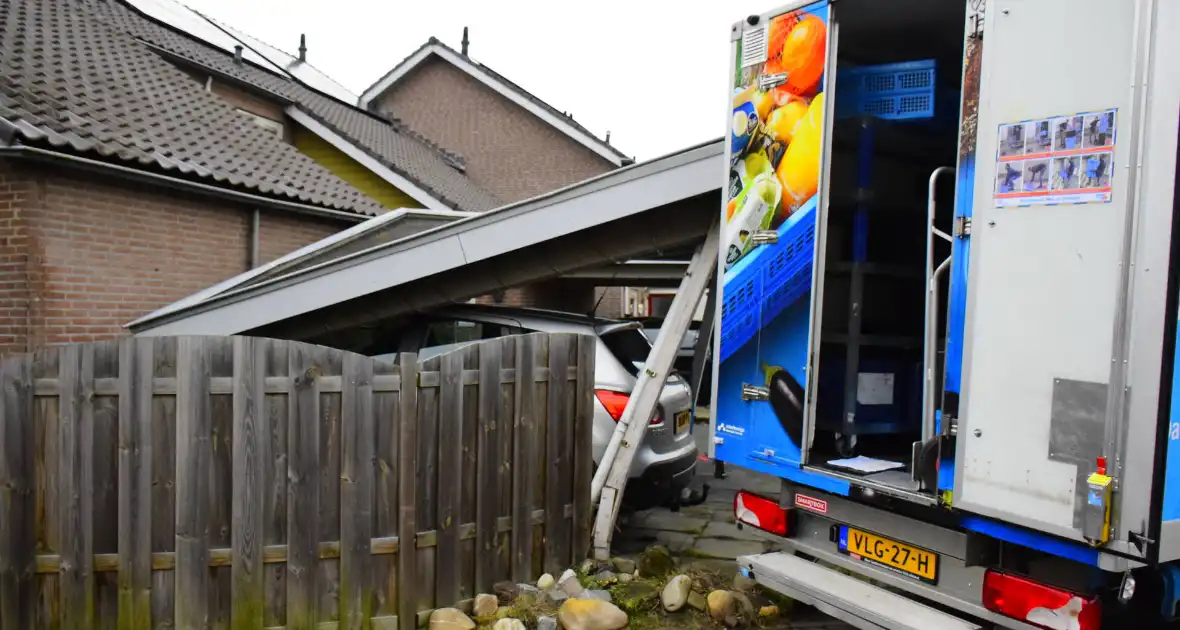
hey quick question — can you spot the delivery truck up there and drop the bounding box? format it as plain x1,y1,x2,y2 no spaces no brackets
710,0,1180,627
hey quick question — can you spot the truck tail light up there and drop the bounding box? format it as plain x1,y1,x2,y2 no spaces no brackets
982,570,1101,630
734,490,790,537
595,390,662,425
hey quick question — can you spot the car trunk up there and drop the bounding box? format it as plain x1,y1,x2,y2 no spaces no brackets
597,323,695,455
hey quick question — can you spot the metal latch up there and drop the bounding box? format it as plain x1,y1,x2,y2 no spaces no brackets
953,217,972,238
741,384,770,401
750,230,778,246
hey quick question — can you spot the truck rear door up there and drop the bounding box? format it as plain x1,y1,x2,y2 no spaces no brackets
952,0,1143,542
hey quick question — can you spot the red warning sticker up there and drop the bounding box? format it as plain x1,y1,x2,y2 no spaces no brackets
794,493,828,514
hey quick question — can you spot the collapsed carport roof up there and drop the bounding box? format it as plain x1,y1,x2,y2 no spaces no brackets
130,139,724,339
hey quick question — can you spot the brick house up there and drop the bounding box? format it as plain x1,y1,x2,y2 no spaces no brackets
359,35,641,318
1,0,639,357
0,0,500,356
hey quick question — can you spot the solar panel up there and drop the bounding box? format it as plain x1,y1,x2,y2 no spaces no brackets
125,0,359,105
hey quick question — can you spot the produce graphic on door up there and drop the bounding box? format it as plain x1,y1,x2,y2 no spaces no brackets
717,1,829,471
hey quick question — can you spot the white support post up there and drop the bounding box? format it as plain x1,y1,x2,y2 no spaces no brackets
590,216,720,560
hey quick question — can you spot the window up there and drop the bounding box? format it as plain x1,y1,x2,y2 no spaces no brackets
600,327,653,377
235,108,284,137
648,292,676,318
423,318,523,348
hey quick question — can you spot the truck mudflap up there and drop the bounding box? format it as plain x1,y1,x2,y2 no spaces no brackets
739,552,981,630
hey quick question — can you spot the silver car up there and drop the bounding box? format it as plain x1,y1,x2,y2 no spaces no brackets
372,304,699,509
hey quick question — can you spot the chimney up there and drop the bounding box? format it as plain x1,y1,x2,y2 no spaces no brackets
298,34,307,62
461,27,470,56
233,44,243,65
605,131,611,144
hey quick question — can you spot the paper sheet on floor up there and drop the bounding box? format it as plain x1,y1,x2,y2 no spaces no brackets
825,456,906,474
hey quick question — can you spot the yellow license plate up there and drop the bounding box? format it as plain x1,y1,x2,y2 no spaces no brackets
838,526,938,584
675,410,691,433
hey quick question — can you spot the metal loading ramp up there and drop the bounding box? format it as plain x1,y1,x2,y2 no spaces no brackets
740,552,982,630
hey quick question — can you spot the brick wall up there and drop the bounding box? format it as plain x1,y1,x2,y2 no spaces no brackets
0,159,352,355
374,57,616,204
0,163,33,357
258,211,345,265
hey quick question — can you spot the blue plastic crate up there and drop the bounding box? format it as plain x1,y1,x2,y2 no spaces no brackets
835,59,937,121
719,196,817,363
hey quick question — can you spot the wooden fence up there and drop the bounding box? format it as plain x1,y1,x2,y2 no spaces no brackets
0,332,595,629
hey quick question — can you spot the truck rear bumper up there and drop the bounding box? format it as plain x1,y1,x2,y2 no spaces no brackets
741,487,1044,630
739,551,981,630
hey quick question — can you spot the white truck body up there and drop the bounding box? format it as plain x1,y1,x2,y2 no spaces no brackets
711,0,1180,627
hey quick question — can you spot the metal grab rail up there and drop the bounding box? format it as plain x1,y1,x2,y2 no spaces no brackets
922,167,955,443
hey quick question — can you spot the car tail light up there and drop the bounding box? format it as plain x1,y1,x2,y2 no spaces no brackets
734,490,790,537
595,390,662,425
982,570,1101,630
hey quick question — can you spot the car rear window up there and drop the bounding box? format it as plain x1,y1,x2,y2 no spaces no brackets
600,327,652,377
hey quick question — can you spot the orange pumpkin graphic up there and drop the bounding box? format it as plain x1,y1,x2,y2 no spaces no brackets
774,15,827,97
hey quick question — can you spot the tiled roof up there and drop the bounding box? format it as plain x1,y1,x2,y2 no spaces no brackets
364,38,633,164
0,0,501,214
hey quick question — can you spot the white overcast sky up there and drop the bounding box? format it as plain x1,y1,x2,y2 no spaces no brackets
180,0,777,161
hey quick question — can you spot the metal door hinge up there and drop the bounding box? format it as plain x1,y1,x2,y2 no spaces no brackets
741,384,770,401
953,217,972,238
750,230,778,246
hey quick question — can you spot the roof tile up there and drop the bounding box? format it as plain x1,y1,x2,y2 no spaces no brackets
0,0,501,214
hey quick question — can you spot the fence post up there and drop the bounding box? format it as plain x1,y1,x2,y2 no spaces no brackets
231,337,267,630
397,354,420,629
175,337,211,630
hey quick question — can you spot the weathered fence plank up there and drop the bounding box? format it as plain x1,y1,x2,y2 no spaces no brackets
415,354,440,613
475,339,502,589
434,351,463,606
263,340,289,628
530,336,550,579
371,356,399,618
150,340,178,627
340,353,374,630
59,343,96,630
209,340,236,629
287,343,322,630
496,337,516,583
116,339,152,630
572,335,596,559
232,337,268,630
396,355,420,629
510,335,537,583
318,350,343,623
175,337,212,630
0,353,33,630
0,334,592,629
544,335,572,576
91,342,120,630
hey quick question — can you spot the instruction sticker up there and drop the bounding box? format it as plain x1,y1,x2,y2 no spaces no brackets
993,108,1117,207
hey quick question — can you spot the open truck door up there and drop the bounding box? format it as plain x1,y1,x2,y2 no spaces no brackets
714,0,963,506
713,0,836,484
949,0,1154,548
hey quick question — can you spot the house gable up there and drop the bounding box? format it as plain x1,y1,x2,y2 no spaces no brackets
368,54,617,204
292,123,422,210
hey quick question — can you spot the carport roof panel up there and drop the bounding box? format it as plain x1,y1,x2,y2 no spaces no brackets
128,207,476,326
129,138,725,336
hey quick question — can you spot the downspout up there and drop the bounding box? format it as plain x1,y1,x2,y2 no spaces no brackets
249,209,261,268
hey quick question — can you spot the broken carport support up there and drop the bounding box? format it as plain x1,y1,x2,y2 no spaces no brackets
590,215,720,560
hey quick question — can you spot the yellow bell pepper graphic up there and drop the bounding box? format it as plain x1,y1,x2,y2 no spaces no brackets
776,93,825,216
